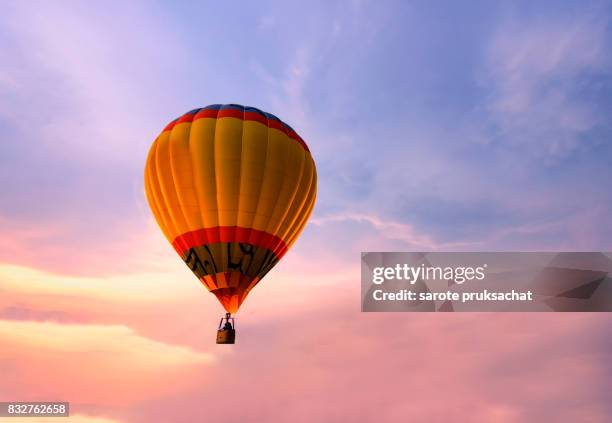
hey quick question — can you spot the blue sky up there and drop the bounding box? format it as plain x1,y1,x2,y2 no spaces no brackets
1,0,612,275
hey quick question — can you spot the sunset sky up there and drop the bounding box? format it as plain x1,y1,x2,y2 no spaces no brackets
1,1,612,422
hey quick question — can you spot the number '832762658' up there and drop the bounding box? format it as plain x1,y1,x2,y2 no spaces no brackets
0,402,69,417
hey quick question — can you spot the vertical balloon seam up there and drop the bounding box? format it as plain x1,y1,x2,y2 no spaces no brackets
146,138,173,242
235,110,247,303
152,134,183,246
224,107,243,291
286,155,315,242
240,118,266,244
257,122,291,258
201,108,221,292
157,131,186,245
166,125,192,242
266,126,302,238
275,155,314,249
293,169,317,247
258,119,292,249
144,138,171,240
177,121,204,232
208,108,221,236
145,167,170,241
237,107,261,295
281,194,313,256
285,177,317,251
248,113,275,266
281,161,316,251
213,107,229,289
268,145,308,247
169,123,198,252
232,105,246,289
187,116,208,253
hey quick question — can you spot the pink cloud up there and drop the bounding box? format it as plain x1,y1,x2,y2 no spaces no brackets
126,296,611,422
0,320,214,407
1,253,610,422
0,215,179,277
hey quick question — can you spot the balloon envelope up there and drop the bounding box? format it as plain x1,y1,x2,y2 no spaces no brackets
144,104,317,313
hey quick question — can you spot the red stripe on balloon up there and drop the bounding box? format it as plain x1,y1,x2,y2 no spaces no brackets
216,109,243,120
172,226,288,259
163,109,310,152
194,108,219,120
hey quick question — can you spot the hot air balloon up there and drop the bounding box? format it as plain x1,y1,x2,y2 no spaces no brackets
144,104,317,343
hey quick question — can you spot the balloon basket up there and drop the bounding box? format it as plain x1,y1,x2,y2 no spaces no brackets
216,313,236,344
216,328,236,344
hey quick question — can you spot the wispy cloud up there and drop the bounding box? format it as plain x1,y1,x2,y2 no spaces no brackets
0,261,189,302
0,215,177,276
482,12,610,158
311,213,473,249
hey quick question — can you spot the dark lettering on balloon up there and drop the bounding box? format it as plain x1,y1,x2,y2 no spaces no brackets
184,246,220,277
239,243,255,274
184,248,205,276
201,245,219,275
227,242,255,274
227,243,242,272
